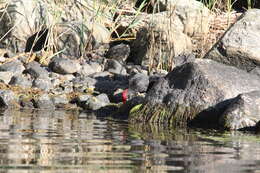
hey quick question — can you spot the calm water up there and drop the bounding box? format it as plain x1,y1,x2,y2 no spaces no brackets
0,109,260,173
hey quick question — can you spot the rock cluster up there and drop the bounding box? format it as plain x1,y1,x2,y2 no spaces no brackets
0,0,259,132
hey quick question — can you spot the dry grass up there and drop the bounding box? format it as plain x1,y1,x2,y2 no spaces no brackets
193,11,242,58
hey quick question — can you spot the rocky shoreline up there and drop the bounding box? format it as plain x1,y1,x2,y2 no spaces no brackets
0,0,259,132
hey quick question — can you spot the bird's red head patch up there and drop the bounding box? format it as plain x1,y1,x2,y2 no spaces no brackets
122,89,128,104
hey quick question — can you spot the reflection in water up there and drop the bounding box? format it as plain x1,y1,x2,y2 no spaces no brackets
0,109,259,172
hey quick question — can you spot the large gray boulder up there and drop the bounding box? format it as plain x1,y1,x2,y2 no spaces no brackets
219,90,260,130
0,0,111,53
0,0,50,52
130,59,260,127
204,9,260,71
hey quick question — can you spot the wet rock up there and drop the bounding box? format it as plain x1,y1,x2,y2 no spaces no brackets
219,90,260,130
34,94,55,110
129,73,149,93
105,43,130,62
205,9,260,71
9,74,32,88
19,95,34,109
49,57,81,74
0,90,18,108
0,60,25,75
85,94,110,110
113,96,145,119
33,78,53,91
130,59,260,127
25,61,49,79
0,71,14,84
105,59,127,75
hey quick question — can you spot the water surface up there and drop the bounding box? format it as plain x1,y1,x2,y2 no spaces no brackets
0,109,260,172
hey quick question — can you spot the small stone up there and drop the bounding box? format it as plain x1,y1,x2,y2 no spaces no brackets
33,78,53,91
77,94,91,103
19,96,34,109
25,61,49,79
49,57,81,74
0,60,25,75
0,71,14,84
86,93,110,110
34,94,55,110
52,94,69,105
89,62,103,73
80,63,97,76
105,59,127,75
9,74,32,88
105,43,130,62
0,90,18,108
72,76,97,92
129,73,149,93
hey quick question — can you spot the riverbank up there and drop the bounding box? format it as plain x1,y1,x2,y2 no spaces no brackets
0,0,259,132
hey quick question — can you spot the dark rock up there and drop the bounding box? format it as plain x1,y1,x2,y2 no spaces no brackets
0,60,25,75
9,74,32,88
0,71,14,84
33,78,53,91
25,61,49,79
105,43,130,62
219,90,260,130
130,59,260,127
33,94,55,110
127,28,149,65
104,59,127,75
0,90,18,108
49,57,81,74
85,94,110,110
129,73,149,93
95,80,126,96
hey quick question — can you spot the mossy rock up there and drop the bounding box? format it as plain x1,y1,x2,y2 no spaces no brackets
129,103,201,127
